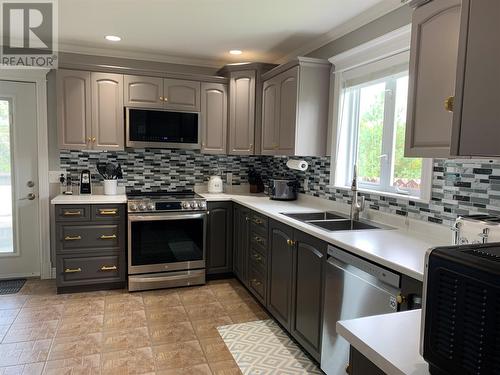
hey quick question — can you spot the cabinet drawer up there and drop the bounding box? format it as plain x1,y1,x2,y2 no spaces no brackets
250,213,268,232
91,205,123,221
249,247,266,269
58,224,120,251
58,254,124,285
250,231,267,251
55,205,90,221
248,265,266,303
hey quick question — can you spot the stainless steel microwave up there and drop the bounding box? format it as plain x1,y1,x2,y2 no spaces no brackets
126,107,201,149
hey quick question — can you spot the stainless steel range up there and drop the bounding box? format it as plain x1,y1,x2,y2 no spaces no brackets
127,190,207,291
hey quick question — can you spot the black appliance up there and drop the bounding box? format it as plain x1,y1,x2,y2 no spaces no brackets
126,108,200,149
80,170,91,194
421,243,500,374
268,177,299,201
126,190,207,291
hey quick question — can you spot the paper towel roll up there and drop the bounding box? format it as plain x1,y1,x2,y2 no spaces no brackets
286,159,308,171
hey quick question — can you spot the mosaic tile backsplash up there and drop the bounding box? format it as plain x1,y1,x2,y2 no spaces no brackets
60,149,500,227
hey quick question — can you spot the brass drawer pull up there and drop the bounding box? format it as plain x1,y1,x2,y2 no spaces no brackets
99,209,117,215
64,235,82,241
63,210,82,216
253,253,262,262
254,236,263,243
251,279,262,287
100,234,117,240
287,239,295,246
64,267,81,273
444,96,454,112
253,218,263,225
101,265,117,271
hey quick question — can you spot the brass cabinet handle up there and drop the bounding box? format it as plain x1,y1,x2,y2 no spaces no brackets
100,234,117,240
63,210,82,216
251,279,261,287
159,96,164,101
92,137,96,142
87,137,92,142
99,209,117,215
254,236,263,243
101,265,117,271
396,294,407,304
287,239,295,246
245,216,250,221
444,96,454,112
253,218,263,225
164,97,168,102
253,253,262,262
345,364,351,374
64,235,81,241
64,267,81,273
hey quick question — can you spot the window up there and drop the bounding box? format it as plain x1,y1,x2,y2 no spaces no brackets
330,26,432,201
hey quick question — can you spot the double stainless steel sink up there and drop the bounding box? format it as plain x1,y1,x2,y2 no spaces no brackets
282,211,389,232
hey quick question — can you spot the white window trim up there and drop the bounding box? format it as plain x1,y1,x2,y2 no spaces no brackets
326,24,433,203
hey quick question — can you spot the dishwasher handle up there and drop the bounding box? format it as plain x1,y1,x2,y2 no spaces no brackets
327,245,401,289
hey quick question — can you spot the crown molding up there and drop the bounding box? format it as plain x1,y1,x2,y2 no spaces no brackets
58,43,225,68
273,0,406,64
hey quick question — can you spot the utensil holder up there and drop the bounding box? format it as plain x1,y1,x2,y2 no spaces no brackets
103,180,117,195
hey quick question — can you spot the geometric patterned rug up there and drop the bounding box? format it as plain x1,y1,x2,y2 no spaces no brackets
217,319,322,374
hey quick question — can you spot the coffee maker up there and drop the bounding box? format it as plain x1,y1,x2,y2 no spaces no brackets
80,170,91,194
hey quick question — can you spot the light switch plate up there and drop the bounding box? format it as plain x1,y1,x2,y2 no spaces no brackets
49,171,66,184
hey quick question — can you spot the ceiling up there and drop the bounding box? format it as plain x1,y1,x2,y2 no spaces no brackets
58,0,402,67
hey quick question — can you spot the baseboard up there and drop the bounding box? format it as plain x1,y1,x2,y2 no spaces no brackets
0,272,40,280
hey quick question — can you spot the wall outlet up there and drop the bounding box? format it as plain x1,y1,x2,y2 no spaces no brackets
226,172,233,185
49,171,66,184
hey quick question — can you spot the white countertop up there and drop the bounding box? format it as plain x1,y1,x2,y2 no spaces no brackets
337,310,429,375
51,194,127,204
199,191,449,281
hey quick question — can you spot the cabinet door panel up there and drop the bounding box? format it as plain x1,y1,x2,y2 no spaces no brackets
228,71,255,155
261,79,279,154
233,205,250,285
405,0,461,158
57,70,91,150
207,202,232,274
268,220,294,329
292,231,326,361
91,73,124,151
453,0,500,156
124,75,163,109
201,83,227,154
164,79,201,111
277,67,298,155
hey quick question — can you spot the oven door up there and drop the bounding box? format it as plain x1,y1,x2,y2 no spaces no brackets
128,212,206,274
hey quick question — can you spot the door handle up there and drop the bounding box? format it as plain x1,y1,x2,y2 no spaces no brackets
19,193,36,201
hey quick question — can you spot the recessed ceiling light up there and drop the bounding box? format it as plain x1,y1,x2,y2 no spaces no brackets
105,35,121,42
229,49,242,55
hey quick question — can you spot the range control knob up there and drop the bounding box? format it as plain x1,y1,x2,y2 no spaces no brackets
181,201,191,210
147,203,155,211
129,203,138,211
138,203,147,211
197,201,207,210
190,201,198,209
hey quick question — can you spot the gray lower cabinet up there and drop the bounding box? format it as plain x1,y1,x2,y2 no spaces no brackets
348,347,385,375
291,231,326,362
206,202,233,275
267,220,294,330
233,204,250,284
55,204,126,293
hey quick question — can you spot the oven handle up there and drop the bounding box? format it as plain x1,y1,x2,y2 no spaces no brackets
128,213,207,222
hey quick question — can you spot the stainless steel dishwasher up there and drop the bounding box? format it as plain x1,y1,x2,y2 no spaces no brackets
320,245,401,375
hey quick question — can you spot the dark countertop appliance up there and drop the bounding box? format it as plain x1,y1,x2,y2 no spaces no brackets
421,243,500,375
269,177,299,201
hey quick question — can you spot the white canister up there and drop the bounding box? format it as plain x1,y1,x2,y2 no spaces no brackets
103,179,118,195
208,175,224,193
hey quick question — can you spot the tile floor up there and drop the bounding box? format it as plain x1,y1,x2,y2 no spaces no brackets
0,278,270,374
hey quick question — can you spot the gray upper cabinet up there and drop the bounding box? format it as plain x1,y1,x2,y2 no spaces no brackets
201,83,228,154
57,70,92,150
228,70,256,155
124,75,164,109
451,0,500,156
58,69,124,151
405,0,461,158
261,58,331,156
91,73,124,151
164,79,201,111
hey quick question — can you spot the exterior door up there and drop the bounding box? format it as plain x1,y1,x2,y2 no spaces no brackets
0,81,40,278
